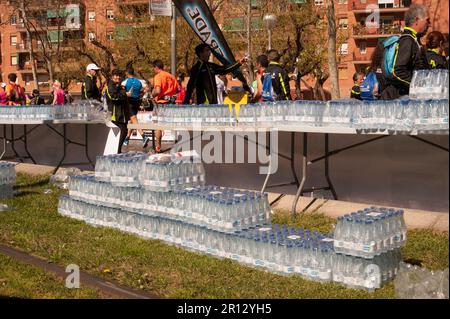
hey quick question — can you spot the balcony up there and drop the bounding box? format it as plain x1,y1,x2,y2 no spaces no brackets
352,52,371,64
353,24,402,39
352,0,410,14
17,61,47,74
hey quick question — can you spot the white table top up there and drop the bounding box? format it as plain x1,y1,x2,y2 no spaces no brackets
128,122,449,136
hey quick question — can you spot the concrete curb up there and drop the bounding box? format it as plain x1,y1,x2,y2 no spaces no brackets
268,193,449,232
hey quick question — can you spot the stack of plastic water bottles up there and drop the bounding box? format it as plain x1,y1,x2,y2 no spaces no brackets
334,207,408,259
0,161,16,198
0,101,107,123
58,192,402,291
410,69,449,100
95,152,206,192
60,149,407,291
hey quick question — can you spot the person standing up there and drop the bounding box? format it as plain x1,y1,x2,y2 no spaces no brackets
5,73,26,105
262,50,291,102
350,72,364,100
184,43,247,105
216,75,228,104
175,73,186,105
82,63,101,101
0,83,7,105
122,67,148,148
52,80,66,105
29,89,45,105
252,54,269,102
424,31,447,69
152,59,180,153
106,69,130,154
380,4,430,99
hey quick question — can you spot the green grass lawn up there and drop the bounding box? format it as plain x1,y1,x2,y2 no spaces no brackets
0,173,448,299
0,253,104,299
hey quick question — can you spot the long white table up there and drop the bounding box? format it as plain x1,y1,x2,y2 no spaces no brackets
1,119,108,173
129,122,449,214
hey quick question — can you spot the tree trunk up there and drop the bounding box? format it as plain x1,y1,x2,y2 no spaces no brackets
46,57,54,83
19,0,38,90
326,0,340,99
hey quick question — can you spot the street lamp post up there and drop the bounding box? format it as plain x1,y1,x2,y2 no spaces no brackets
263,14,277,51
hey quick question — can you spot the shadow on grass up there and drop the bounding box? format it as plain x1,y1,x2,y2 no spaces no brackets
14,179,50,190
11,191,43,198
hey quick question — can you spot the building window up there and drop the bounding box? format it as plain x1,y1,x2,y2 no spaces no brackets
314,0,324,5
339,43,349,55
11,15,17,25
360,41,367,54
107,9,114,20
10,35,18,46
88,32,96,42
107,31,114,41
11,55,18,66
339,18,348,29
88,11,96,21
338,0,348,3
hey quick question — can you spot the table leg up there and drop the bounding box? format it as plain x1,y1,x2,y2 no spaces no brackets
292,133,308,215
261,131,272,193
23,125,36,164
325,133,337,200
54,124,67,174
84,124,94,168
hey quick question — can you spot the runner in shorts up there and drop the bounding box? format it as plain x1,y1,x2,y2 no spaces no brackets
122,67,150,148
152,59,180,153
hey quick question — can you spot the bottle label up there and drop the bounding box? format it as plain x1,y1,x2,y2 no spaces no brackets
333,274,344,282
319,270,332,280
366,212,382,217
335,240,345,248
95,171,110,178
287,235,301,240
321,238,334,243
254,259,265,267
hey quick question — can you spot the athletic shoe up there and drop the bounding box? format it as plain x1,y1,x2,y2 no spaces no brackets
155,146,162,153
143,137,151,148
123,137,130,146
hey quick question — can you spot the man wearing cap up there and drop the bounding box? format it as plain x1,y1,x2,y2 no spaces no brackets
82,63,101,101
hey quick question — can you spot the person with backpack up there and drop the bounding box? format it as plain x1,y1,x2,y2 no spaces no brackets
5,73,26,106
262,50,291,102
424,31,447,69
29,89,45,105
350,72,364,100
252,54,269,103
184,43,247,105
380,4,430,100
122,67,149,148
360,43,387,101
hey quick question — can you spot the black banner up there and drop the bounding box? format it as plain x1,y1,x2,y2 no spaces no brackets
172,0,251,93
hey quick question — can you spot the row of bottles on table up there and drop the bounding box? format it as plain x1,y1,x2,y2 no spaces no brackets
0,101,108,122
58,195,401,290
334,207,407,259
154,104,234,125
410,69,449,100
69,175,270,234
152,99,448,133
95,152,206,191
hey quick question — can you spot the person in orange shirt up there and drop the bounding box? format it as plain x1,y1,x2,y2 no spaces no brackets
5,73,26,106
152,59,180,153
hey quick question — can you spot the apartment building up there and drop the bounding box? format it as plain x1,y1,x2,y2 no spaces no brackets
1,0,448,97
